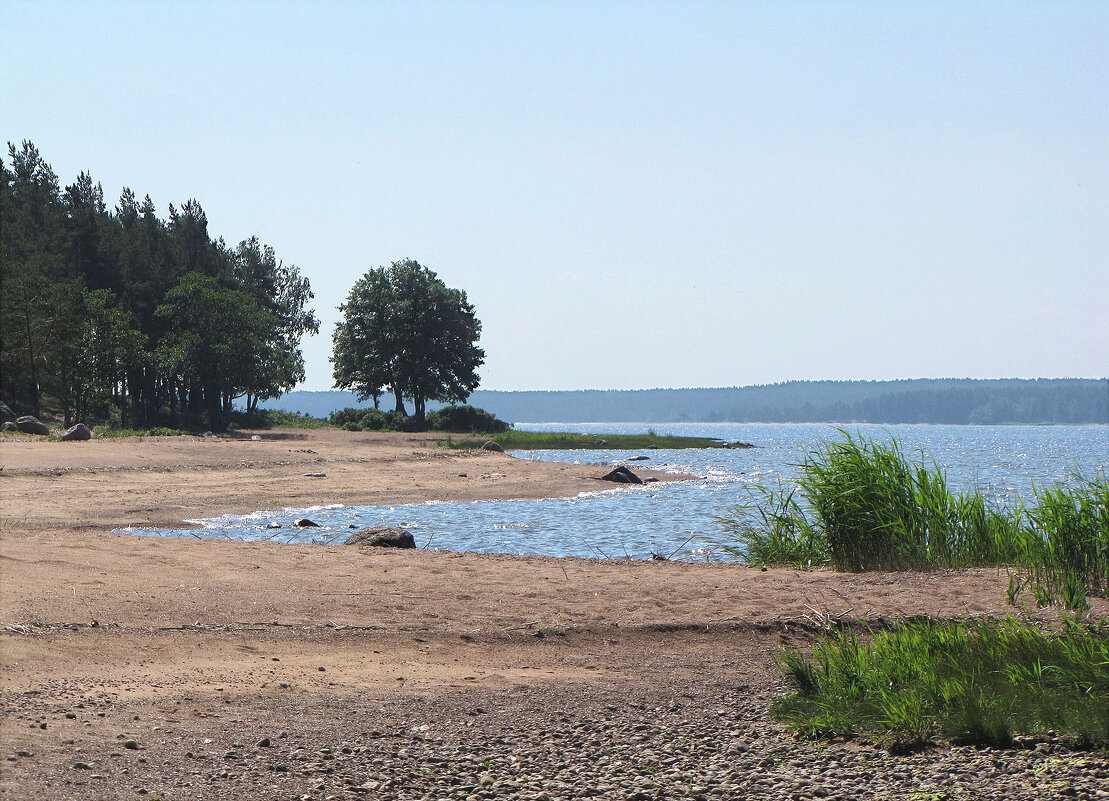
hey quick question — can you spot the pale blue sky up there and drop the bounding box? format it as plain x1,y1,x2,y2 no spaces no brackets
5,1,1106,390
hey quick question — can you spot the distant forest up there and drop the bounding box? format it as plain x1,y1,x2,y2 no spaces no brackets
266,379,1108,425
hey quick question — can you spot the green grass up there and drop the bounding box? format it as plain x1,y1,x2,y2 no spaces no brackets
1014,473,1109,612
797,435,1027,572
91,426,183,438
716,433,1108,611
441,430,725,450
772,618,1109,749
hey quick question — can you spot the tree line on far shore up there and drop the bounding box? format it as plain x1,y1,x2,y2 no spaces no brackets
264,378,1109,426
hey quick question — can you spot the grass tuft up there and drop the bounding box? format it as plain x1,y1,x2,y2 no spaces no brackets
773,618,1109,748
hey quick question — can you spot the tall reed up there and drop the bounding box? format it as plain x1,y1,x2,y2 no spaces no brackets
716,435,1108,609
1017,472,1109,611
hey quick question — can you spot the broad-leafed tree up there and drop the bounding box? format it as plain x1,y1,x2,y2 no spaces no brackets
332,260,484,425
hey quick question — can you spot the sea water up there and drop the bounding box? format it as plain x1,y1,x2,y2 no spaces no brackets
120,423,1107,561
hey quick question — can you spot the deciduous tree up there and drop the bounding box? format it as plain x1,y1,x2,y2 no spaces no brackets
332,260,484,425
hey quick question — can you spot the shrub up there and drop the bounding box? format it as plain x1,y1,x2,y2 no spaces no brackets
329,407,369,427
231,408,329,429
426,405,510,434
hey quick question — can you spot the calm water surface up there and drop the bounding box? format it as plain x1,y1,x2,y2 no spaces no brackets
121,423,1107,561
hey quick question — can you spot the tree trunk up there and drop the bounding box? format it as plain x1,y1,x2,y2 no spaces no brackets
393,386,407,416
21,300,42,419
413,395,425,427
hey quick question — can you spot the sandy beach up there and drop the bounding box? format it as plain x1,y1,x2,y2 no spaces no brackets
2,430,1105,800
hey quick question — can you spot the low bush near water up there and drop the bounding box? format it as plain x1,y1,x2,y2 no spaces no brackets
773,618,1109,748
425,405,510,434
231,409,329,429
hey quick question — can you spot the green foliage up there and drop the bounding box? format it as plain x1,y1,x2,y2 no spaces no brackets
714,482,828,567
425,405,509,434
717,434,1026,571
327,406,420,432
715,435,1108,611
331,260,484,423
0,141,317,431
796,435,1026,571
442,430,724,450
772,619,1109,748
1013,473,1109,614
92,426,181,438
229,409,328,430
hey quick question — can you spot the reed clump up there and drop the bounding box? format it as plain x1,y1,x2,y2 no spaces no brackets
772,618,1109,748
716,434,1108,610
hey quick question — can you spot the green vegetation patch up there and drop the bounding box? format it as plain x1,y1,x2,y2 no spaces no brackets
715,433,1109,611
91,426,182,438
231,409,330,430
442,430,725,450
773,618,1109,749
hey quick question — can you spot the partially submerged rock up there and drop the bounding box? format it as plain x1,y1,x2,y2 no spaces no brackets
15,416,49,436
599,466,644,484
345,526,416,549
60,423,92,441
293,518,320,528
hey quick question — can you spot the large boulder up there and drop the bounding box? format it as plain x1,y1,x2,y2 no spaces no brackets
60,423,92,441
599,466,644,484
481,440,505,453
2,421,17,432
345,526,416,549
15,416,49,436
0,401,14,423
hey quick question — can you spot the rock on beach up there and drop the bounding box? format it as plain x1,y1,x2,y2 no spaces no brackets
60,423,92,441
345,526,416,548
15,415,49,436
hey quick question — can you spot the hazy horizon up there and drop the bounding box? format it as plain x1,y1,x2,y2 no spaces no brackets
280,376,1108,394
7,1,1106,392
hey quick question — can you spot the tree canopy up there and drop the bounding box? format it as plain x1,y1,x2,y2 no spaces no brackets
332,260,484,424
0,140,319,430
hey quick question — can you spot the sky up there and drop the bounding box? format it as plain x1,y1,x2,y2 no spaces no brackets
5,1,1107,391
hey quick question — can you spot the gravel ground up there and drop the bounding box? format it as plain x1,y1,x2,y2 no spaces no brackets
5,677,1107,801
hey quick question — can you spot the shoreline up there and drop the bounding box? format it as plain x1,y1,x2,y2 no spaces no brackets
0,428,690,533
2,428,1105,800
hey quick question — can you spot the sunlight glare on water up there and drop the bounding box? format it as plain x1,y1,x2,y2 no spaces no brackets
120,423,1107,561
